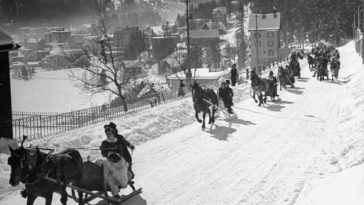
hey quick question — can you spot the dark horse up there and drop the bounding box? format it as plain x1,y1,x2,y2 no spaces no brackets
277,66,294,90
191,82,218,129
250,74,269,106
8,136,82,205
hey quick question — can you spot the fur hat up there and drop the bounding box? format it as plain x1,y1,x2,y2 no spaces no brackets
104,122,118,134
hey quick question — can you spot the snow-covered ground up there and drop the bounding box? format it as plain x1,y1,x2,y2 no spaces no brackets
10,68,110,113
1,41,364,205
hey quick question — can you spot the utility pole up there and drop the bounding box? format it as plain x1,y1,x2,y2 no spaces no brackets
185,0,192,81
255,10,259,73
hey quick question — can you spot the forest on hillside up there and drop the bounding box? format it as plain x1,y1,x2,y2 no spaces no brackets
0,0,162,28
190,0,361,44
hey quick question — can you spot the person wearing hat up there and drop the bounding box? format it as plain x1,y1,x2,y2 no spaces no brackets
101,122,135,179
217,81,226,108
224,80,234,114
268,71,279,99
230,64,238,86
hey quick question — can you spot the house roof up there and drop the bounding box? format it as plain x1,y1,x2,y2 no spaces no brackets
0,28,20,52
248,13,281,31
212,7,227,14
202,22,226,31
190,29,220,39
167,68,231,80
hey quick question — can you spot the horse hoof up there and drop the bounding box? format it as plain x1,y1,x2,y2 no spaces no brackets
198,120,202,123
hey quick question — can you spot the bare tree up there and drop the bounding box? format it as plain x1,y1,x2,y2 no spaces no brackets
67,0,140,112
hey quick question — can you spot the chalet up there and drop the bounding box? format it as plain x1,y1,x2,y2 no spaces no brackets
167,68,231,91
201,21,226,34
190,19,209,30
248,12,281,73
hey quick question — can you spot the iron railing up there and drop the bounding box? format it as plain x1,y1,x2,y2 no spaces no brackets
1,90,183,141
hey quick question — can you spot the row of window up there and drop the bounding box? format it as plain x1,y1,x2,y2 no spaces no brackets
251,50,275,56
251,41,275,47
253,31,275,38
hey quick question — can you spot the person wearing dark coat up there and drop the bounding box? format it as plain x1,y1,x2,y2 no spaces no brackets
178,80,185,97
224,80,234,114
230,64,239,86
268,71,278,98
101,122,135,179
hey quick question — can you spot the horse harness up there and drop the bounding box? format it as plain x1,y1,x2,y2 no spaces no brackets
21,148,72,186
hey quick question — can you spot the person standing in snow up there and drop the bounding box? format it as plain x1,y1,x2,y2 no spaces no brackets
230,64,239,86
178,79,185,97
224,80,234,114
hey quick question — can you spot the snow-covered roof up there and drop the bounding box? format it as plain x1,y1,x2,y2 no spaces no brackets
0,28,20,51
248,13,281,31
212,7,227,14
190,29,220,39
202,22,226,31
167,68,231,80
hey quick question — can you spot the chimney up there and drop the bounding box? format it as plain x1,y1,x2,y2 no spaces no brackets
273,6,278,18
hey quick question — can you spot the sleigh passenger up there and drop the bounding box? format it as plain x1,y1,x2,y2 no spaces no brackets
100,122,136,198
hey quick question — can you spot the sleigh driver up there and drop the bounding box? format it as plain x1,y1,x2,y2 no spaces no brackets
99,122,136,199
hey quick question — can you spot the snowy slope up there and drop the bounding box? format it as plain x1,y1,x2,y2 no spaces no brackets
11,68,110,112
1,41,364,205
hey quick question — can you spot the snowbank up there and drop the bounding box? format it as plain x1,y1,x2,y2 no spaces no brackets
294,41,364,205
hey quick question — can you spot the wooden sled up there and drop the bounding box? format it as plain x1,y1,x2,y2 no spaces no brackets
203,99,238,127
44,176,142,204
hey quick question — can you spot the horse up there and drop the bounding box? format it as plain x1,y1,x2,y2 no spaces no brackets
330,58,340,81
8,137,83,205
250,74,269,106
316,63,328,81
277,66,294,90
307,55,316,71
71,152,135,205
191,82,218,129
289,60,301,78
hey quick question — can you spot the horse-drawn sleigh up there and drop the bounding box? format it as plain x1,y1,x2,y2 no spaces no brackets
7,136,142,205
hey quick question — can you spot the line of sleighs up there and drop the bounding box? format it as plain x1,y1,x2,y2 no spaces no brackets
7,136,141,205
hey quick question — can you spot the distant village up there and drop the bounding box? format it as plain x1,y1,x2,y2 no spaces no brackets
8,3,291,91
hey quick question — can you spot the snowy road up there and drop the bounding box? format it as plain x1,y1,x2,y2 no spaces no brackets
0,43,359,205
127,61,345,205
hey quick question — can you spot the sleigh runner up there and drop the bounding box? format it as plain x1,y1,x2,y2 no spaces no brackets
203,99,238,125
42,175,142,204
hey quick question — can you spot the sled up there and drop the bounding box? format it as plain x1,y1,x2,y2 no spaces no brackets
203,99,238,127
44,176,142,204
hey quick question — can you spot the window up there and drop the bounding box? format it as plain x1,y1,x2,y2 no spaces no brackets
268,41,274,47
268,50,274,56
267,32,274,38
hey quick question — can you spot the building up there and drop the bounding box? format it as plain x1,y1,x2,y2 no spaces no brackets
151,35,179,63
190,29,221,68
212,7,227,27
201,21,227,35
167,68,231,91
248,12,281,73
